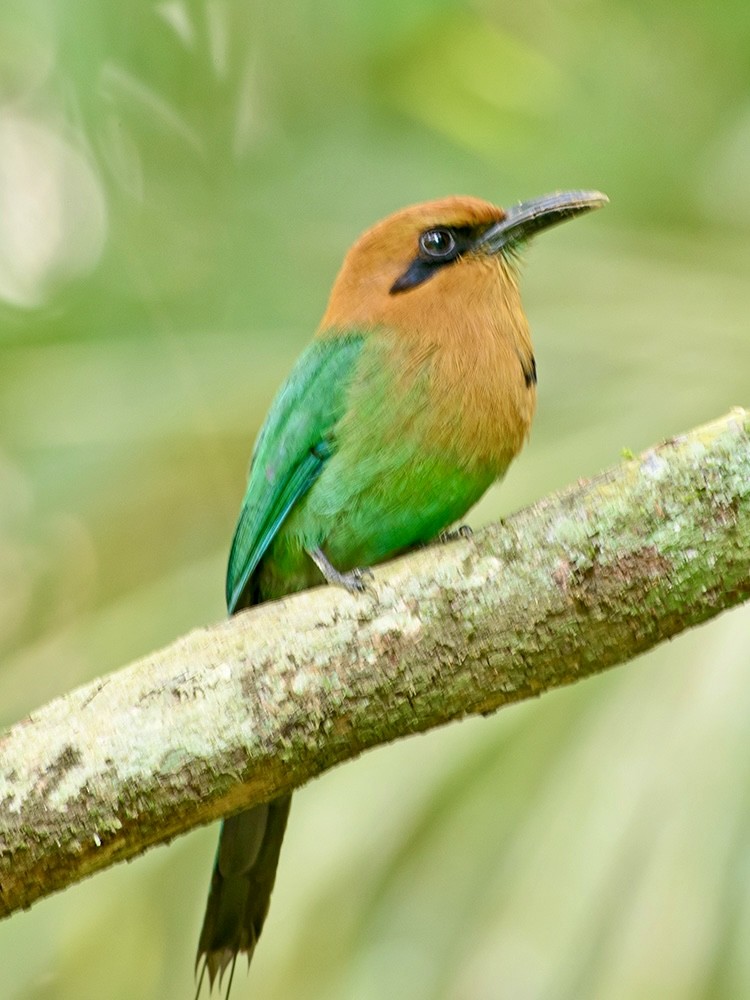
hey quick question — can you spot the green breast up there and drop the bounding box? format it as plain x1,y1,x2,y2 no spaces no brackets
255,331,506,600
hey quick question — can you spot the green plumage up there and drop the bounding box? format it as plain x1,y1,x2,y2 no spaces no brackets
197,327,506,990
226,333,365,610
231,329,499,605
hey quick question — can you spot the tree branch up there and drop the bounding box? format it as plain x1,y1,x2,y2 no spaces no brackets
1,409,749,919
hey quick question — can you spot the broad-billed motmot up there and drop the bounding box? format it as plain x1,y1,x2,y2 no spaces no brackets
195,190,608,996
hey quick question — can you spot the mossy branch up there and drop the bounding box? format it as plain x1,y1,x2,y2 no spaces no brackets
1,409,749,919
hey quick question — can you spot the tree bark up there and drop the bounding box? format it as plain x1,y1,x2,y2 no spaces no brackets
1,409,749,919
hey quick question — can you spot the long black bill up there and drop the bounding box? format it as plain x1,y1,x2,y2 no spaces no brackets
474,190,608,254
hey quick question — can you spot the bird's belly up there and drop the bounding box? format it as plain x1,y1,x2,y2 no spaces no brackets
256,446,501,601
324,453,497,566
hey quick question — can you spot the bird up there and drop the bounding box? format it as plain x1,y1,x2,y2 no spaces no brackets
194,189,608,996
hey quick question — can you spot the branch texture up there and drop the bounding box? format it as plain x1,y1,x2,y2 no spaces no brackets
1,409,749,918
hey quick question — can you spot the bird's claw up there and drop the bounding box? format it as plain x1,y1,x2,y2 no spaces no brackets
340,566,374,594
438,524,473,544
307,547,374,594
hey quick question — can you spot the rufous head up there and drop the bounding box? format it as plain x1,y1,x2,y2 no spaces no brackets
319,191,607,334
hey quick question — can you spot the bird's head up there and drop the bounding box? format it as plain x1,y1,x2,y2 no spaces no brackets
319,191,607,335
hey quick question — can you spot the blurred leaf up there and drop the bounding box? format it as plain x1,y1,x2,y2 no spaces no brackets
379,12,562,158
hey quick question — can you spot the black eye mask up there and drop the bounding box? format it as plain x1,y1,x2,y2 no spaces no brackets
390,225,486,294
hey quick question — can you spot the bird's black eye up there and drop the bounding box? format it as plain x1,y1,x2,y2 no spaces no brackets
419,228,456,259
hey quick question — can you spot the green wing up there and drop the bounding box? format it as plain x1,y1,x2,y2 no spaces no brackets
226,334,364,612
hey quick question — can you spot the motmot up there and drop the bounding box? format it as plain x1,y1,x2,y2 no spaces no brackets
195,190,608,995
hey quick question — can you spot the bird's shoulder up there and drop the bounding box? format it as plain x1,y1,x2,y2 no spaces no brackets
226,331,366,609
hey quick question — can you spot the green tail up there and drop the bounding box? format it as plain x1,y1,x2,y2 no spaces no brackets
195,796,292,996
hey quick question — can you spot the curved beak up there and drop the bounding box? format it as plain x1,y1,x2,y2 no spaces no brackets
474,190,608,255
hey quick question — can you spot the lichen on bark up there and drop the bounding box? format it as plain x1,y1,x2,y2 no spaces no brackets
0,408,749,919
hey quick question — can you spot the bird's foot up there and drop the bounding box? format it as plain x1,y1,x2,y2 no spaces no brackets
308,547,374,594
438,524,473,543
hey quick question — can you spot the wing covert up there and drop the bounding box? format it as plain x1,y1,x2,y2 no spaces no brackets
226,334,363,612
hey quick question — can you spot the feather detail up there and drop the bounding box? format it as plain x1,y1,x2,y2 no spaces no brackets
225,334,364,610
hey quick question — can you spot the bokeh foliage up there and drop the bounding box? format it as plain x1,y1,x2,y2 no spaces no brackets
1,2,750,998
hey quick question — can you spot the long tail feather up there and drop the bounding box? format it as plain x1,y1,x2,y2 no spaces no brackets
195,795,292,995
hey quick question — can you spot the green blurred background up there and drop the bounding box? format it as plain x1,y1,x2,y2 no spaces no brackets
2,1,750,998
